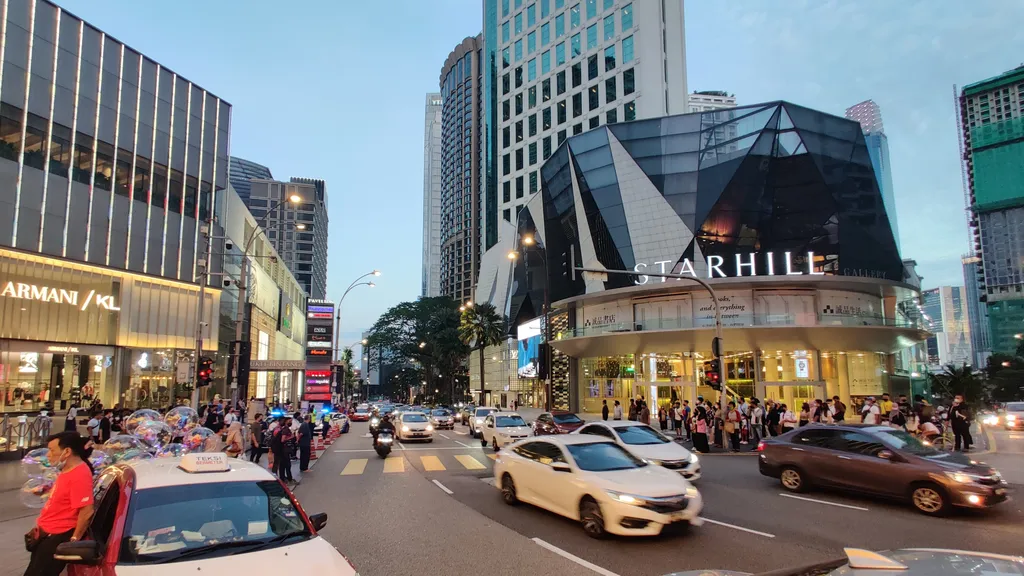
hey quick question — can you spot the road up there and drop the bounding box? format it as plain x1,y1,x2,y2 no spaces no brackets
295,420,1024,576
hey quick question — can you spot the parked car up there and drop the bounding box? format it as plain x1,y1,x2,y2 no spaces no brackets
757,423,1009,515
533,411,586,435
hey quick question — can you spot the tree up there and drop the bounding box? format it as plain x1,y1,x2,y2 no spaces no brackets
929,363,989,406
458,303,506,406
985,354,1024,403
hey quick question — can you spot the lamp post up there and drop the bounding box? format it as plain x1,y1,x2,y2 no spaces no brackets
226,193,303,408
331,270,380,395
509,232,551,411
339,339,367,404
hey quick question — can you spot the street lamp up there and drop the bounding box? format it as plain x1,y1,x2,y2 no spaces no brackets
333,270,382,364
222,193,303,408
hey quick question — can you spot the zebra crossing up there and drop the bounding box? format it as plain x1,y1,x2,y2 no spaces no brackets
339,453,498,476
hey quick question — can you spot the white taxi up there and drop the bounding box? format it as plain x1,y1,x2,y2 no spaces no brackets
396,411,434,442
56,453,358,575
480,413,531,450
493,435,702,538
575,421,701,481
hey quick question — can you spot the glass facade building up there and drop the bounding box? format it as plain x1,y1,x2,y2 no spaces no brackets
422,93,442,297
507,101,926,414
228,156,272,202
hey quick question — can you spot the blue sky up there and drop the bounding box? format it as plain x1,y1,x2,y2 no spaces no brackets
58,0,1024,343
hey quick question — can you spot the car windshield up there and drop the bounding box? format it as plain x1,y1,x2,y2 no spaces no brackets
496,416,527,427
355,408,369,414
553,413,583,424
403,413,428,422
475,408,495,417
432,410,450,416
615,425,671,445
118,480,309,565
566,442,647,472
1006,402,1024,411
877,429,941,456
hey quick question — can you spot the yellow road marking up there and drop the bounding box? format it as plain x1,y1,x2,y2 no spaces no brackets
340,459,367,476
421,455,446,471
455,455,486,470
487,454,498,460
383,457,405,473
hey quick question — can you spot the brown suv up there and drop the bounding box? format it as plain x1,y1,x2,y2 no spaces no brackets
758,424,1009,516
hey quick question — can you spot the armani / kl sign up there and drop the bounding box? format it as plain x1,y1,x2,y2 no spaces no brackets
633,251,827,285
1,281,120,311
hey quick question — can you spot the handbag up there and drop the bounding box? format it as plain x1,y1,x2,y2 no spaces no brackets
24,526,42,552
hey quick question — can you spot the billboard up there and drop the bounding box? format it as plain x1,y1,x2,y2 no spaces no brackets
517,318,542,379
305,300,334,362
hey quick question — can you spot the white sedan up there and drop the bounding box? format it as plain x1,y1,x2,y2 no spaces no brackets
480,413,531,450
493,435,702,538
396,412,434,442
575,421,701,481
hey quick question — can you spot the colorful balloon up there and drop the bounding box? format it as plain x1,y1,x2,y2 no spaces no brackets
163,406,199,434
115,448,153,463
124,409,161,435
134,420,173,451
21,447,52,478
100,434,145,455
182,426,216,453
19,470,58,509
157,443,189,458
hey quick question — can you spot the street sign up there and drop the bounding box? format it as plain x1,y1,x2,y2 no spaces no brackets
795,358,810,378
176,361,191,384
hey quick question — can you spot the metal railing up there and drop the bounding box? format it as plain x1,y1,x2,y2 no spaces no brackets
0,414,53,452
557,313,926,339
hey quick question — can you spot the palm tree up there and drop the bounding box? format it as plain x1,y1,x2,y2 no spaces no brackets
459,303,506,406
929,363,988,406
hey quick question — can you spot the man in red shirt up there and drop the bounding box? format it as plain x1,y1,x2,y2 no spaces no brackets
25,432,95,576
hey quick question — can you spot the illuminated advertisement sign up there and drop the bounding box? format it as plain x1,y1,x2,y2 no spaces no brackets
307,304,334,320
1,280,120,310
304,370,332,402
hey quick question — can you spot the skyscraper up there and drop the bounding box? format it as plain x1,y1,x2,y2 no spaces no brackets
687,90,736,112
846,100,899,253
921,286,973,371
961,254,992,366
422,93,443,297
438,36,483,303
228,157,273,202
959,65,1024,356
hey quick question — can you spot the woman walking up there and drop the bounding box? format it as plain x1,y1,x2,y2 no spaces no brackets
223,421,244,458
24,432,94,576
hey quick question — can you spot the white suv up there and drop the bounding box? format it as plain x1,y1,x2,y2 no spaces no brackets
481,413,531,450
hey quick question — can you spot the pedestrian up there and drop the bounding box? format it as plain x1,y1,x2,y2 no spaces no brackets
658,405,668,431
673,403,683,438
86,413,100,444
223,421,244,458
813,399,830,424
780,404,797,434
248,413,266,463
879,393,894,424
266,417,279,470
271,417,295,483
601,399,609,421
682,400,692,441
321,412,331,440
298,414,314,472
832,395,846,422
612,400,623,420
861,397,881,425
766,402,781,436
749,399,763,446
799,402,811,427
950,394,973,451
725,401,742,452
692,402,710,453
63,403,78,432
98,410,112,444
224,408,238,427
24,432,94,576
627,399,637,421
639,402,651,425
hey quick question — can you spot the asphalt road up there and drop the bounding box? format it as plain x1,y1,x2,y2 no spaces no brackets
295,420,1024,576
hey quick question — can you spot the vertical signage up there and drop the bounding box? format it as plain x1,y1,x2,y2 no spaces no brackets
305,299,335,402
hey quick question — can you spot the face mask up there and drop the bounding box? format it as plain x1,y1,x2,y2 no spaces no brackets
54,449,71,470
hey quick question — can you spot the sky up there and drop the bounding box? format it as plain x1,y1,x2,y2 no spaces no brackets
57,0,1024,343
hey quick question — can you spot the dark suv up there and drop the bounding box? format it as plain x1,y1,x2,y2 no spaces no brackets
758,424,1008,516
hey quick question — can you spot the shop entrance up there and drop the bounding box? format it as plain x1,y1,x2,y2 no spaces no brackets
757,381,828,411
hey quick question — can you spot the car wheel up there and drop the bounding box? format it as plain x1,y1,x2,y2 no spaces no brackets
910,483,950,516
501,474,518,505
579,497,606,539
481,436,488,447
779,467,807,493
492,438,500,452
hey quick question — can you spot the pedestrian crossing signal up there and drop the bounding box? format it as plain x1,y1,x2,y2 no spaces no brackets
197,356,214,387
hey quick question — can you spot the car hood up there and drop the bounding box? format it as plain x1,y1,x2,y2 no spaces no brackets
663,571,749,576
496,426,531,436
554,422,584,432
621,441,694,462
919,451,997,474
586,465,692,498
115,536,356,576
403,422,430,429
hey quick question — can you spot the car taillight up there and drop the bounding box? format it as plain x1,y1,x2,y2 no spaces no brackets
756,441,765,452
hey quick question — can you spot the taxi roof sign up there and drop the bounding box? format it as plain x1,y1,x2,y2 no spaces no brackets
178,452,232,473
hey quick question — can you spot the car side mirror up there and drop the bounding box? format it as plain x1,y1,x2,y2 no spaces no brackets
54,540,102,564
309,512,328,531
551,462,572,473
877,450,894,461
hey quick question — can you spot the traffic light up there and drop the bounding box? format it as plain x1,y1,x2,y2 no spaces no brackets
704,359,721,391
197,356,214,387
561,248,577,281
236,341,251,389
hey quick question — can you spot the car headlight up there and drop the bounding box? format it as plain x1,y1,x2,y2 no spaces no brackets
688,452,700,464
945,471,983,484
983,415,999,426
402,425,410,432
605,490,645,505
426,425,434,431
685,485,699,498
1007,414,1017,421
475,418,484,425
647,459,663,466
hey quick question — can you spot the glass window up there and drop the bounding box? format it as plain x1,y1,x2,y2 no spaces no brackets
115,156,132,198
556,42,566,65
543,107,551,129
555,14,565,37
587,24,597,49
503,153,510,174
622,35,634,62
516,176,523,198
556,0,565,7
621,3,633,29
557,100,567,124
571,33,581,57
503,181,511,203
516,148,523,170
558,130,566,144
586,0,597,19
502,72,510,95
528,85,537,107
572,92,582,117
589,116,599,129
503,99,511,120
515,92,523,114
557,71,566,94
604,14,615,40
515,12,523,34
574,122,584,134
604,44,616,70
49,123,71,178
542,79,551,101
515,120,523,142
541,22,550,46
572,63,582,87
588,54,599,79
132,156,150,203
516,0,523,7
529,114,537,136
589,85,600,110
0,104,21,162
94,141,114,192
529,142,537,165
605,76,616,102
503,208,511,221
503,0,510,16
571,3,581,28
528,31,536,54
502,21,510,43
530,171,538,193
623,68,634,94
541,0,550,18
515,39,523,61
515,66,523,88
528,58,536,81
527,3,536,27
543,136,551,159
578,424,615,438
606,109,617,124
541,50,550,74
502,47,510,69
604,0,614,9
837,431,888,457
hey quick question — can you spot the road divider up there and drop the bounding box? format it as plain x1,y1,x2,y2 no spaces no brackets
779,493,869,511
532,538,621,576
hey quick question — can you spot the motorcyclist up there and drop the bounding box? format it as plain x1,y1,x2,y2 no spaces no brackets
373,413,395,445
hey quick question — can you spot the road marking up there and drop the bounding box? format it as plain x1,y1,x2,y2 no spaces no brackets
481,477,496,486
487,454,498,460
455,440,474,448
454,455,487,470
432,479,454,494
440,433,451,439
340,459,367,476
334,449,376,453
779,493,869,511
531,538,621,576
701,518,775,538
398,442,406,450
383,457,405,473
454,430,469,435
421,455,446,471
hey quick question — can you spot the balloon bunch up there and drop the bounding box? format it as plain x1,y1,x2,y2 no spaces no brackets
20,406,210,508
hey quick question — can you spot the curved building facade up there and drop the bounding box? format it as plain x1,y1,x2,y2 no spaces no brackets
509,101,929,414
439,36,483,303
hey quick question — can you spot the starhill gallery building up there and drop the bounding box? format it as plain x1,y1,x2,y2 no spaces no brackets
505,101,930,416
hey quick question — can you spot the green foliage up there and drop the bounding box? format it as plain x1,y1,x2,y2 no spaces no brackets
929,363,989,406
986,353,1024,402
458,303,507,402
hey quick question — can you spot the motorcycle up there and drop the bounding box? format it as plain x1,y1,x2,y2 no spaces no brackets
374,431,394,458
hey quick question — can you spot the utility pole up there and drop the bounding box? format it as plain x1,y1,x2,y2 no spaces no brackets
191,225,210,409
231,254,249,407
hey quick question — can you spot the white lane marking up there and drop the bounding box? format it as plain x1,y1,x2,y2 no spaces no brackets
779,493,869,511
532,538,621,576
333,449,376,453
701,518,775,538
335,446,484,452
455,440,473,448
432,479,454,495
440,433,451,440
454,430,469,435
398,442,406,450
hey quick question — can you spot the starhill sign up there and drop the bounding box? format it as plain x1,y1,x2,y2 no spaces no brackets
633,251,829,285
1,280,120,311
